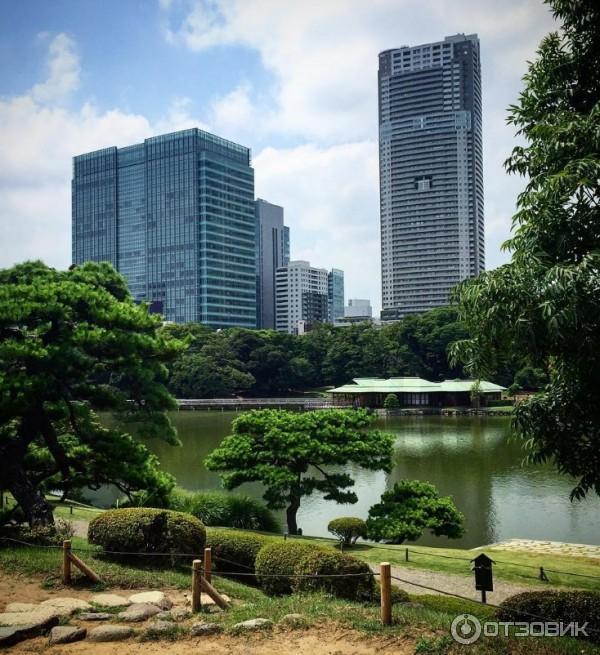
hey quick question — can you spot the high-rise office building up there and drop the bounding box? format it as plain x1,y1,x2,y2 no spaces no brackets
328,268,345,322
379,34,484,320
255,199,290,329
275,260,328,334
345,298,372,319
72,128,256,327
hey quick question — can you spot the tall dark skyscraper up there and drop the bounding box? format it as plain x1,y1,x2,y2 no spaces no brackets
255,199,290,329
378,34,484,320
72,128,256,327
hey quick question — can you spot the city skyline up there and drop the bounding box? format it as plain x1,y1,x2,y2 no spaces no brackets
0,0,557,314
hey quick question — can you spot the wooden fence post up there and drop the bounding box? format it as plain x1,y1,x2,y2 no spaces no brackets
204,547,212,584
192,559,202,612
63,540,72,585
380,562,392,626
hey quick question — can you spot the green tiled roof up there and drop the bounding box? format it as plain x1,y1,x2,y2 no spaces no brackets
330,377,505,394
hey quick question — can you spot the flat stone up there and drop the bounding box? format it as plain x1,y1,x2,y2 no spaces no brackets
40,597,92,616
128,591,172,610
170,607,192,622
279,613,306,627
0,608,58,627
190,622,222,636
142,620,178,638
87,624,134,642
118,603,161,622
4,603,40,613
232,618,273,632
0,620,59,648
154,611,172,621
79,612,113,621
48,626,87,645
90,593,131,608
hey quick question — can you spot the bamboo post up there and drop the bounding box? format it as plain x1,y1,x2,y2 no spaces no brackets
192,559,202,612
204,547,212,584
380,562,392,626
63,540,72,585
405,548,409,562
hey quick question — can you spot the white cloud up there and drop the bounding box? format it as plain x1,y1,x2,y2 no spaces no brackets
31,33,81,104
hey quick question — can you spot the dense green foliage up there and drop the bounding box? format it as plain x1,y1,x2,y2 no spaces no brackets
327,517,367,546
498,591,600,642
366,481,464,545
88,508,206,556
206,528,275,577
383,394,400,410
293,548,375,601
160,307,486,398
205,409,394,534
167,488,279,532
255,541,317,595
0,261,182,527
450,1,600,499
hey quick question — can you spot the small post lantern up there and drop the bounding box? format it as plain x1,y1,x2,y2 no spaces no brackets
471,553,494,603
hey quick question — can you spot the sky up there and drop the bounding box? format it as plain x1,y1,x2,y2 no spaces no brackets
0,0,557,313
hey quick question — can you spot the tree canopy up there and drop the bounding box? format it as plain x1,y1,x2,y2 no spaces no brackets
366,481,464,544
204,409,394,534
0,261,183,526
450,0,600,499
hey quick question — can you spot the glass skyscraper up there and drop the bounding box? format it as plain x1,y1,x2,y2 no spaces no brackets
328,268,345,322
379,34,484,320
72,128,256,327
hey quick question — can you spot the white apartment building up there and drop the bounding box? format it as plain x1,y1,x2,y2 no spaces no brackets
275,260,329,334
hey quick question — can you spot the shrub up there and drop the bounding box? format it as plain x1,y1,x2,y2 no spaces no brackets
167,488,279,532
206,528,274,577
383,393,400,409
255,541,317,596
293,549,375,601
372,580,410,605
5,519,75,547
497,591,600,643
88,508,205,557
327,517,367,546
487,399,514,407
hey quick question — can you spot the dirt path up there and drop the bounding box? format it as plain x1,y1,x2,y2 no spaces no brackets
377,564,548,604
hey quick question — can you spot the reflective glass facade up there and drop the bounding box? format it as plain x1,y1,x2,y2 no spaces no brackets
72,128,256,327
328,268,345,322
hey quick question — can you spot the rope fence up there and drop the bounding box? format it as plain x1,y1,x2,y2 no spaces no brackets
0,537,598,637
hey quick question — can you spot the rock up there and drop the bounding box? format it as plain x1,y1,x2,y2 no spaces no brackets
40,597,92,616
0,608,58,627
90,593,131,608
48,626,87,644
87,624,134,642
170,607,192,622
0,621,59,648
128,591,172,610
79,612,113,621
279,613,307,627
118,603,161,622
142,620,178,638
4,603,39,613
190,622,222,636
232,618,273,632
154,611,172,621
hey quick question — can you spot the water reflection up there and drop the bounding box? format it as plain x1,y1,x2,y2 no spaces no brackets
101,411,600,548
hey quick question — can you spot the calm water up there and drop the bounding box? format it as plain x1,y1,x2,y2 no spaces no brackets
132,412,600,548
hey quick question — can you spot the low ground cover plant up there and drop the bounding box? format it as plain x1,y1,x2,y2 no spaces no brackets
88,508,205,557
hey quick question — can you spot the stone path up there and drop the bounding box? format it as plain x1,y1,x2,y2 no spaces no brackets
373,564,551,604
476,539,600,559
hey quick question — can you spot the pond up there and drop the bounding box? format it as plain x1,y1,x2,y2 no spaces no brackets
123,411,600,548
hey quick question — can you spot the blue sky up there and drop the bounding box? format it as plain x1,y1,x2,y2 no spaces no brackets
0,0,557,312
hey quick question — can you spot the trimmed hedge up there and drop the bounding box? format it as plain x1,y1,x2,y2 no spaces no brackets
497,591,600,643
293,548,375,601
327,517,367,546
88,508,205,556
373,580,410,605
167,488,279,532
255,541,317,596
206,528,275,577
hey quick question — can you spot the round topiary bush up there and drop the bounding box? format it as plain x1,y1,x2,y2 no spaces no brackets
206,528,275,577
255,541,318,596
497,591,600,643
383,393,400,409
327,517,367,546
292,549,375,601
88,508,205,557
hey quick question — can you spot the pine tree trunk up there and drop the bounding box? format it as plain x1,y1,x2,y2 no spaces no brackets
286,493,301,535
8,471,55,527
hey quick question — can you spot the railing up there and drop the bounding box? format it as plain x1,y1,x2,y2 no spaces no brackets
176,397,352,410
